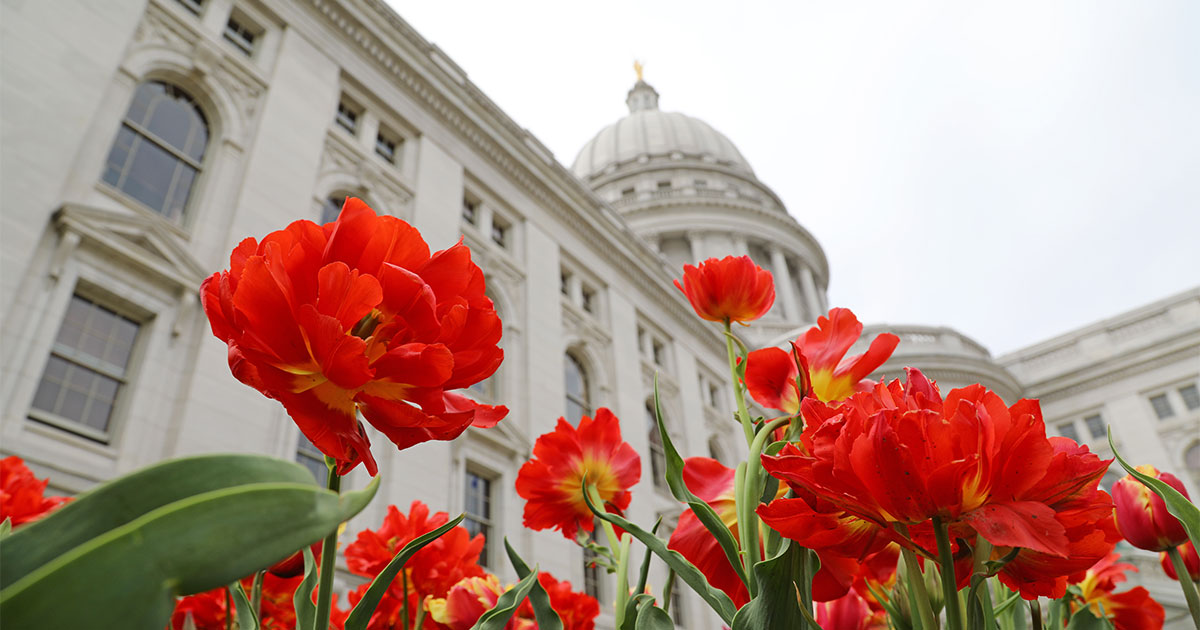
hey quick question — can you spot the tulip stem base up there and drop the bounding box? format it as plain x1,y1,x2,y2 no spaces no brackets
897,524,939,630
314,457,342,630
934,517,964,630
723,323,755,447
1166,545,1200,629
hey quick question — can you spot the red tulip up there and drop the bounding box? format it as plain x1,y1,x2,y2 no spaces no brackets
0,456,69,528
673,256,774,325
425,575,530,630
1112,466,1191,551
201,198,506,475
516,408,641,541
516,572,600,630
1068,554,1165,630
744,308,898,412
1161,540,1200,582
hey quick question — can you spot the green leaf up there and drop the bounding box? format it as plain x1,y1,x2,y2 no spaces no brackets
652,378,750,591
0,478,377,630
619,593,657,630
0,518,10,540
635,598,675,630
1108,428,1200,551
503,538,562,630
632,519,663,598
0,454,315,589
731,540,808,630
1064,606,1114,630
344,515,465,630
584,487,738,624
231,581,259,630
293,547,318,630
471,568,539,630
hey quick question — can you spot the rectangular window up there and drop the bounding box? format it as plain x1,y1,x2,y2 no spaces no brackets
657,181,671,190
335,98,359,135
222,15,257,56
462,199,478,225
463,470,494,567
1150,393,1174,420
1056,422,1080,443
375,131,398,163
1179,384,1200,411
296,433,326,482
1084,414,1106,439
620,187,635,198
29,294,141,442
560,270,572,296
581,286,596,314
694,179,707,188
490,218,509,248
651,340,665,367
708,383,721,409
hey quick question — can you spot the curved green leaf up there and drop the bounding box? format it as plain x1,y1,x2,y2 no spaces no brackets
652,378,750,591
231,581,259,630
731,540,810,630
0,478,377,630
1108,429,1200,550
294,547,318,630
471,567,539,630
344,515,464,630
503,539,563,630
635,599,675,630
0,454,315,588
584,488,738,624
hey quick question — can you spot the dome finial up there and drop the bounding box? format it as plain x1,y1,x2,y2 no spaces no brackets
626,62,659,113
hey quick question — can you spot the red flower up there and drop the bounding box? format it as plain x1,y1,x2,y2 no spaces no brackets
815,590,888,630
1112,466,1192,551
1069,554,1164,630
512,572,599,630
170,573,345,630
516,408,641,540
201,198,506,475
0,456,69,528
345,501,485,599
1161,540,1200,582
744,308,898,411
668,457,859,607
673,256,774,325
425,574,533,630
267,541,323,578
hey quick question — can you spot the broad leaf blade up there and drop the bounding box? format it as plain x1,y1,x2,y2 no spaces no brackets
471,568,539,630
635,599,676,630
231,581,260,630
0,454,316,589
503,539,562,630
731,541,808,630
344,515,465,630
293,547,318,630
0,479,377,630
652,378,750,591
584,488,738,624
1109,429,1200,550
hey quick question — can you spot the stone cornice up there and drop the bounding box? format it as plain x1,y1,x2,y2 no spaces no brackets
1019,339,1200,403
306,0,727,348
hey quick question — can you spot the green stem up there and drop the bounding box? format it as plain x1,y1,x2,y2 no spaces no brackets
734,461,757,596
1166,545,1200,629
738,417,789,584
584,484,622,553
896,524,938,630
225,587,232,630
251,570,264,625
1029,599,1043,630
314,459,342,630
413,606,426,630
402,572,410,630
970,540,997,630
933,517,963,630
662,570,676,613
614,533,633,622
724,322,755,446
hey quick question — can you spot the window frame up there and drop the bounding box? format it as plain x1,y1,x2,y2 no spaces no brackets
463,467,498,569
1149,393,1175,420
222,10,260,57
1179,383,1200,411
564,352,591,422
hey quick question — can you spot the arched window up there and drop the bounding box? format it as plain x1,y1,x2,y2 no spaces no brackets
102,81,208,222
646,400,667,489
320,196,345,224
564,353,590,421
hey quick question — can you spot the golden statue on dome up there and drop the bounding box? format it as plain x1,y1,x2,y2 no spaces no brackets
634,59,644,82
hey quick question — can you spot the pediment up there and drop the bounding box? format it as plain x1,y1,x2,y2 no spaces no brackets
465,412,531,459
54,203,208,288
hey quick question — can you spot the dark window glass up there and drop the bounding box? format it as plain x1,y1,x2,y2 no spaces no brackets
1179,384,1200,411
102,81,207,222
375,132,397,163
1057,422,1079,443
30,295,140,441
1150,394,1174,420
491,221,508,248
320,196,345,224
581,286,595,314
463,471,494,567
564,353,589,422
296,433,327,482
1084,414,1106,439
223,16,256,56
335,99,358,134
175,0,203,15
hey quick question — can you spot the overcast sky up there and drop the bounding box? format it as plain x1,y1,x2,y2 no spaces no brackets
388,1,1200,355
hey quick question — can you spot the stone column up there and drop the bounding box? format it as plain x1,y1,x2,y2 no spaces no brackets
799,262,822,321
769,245,800,322
686,231,703,263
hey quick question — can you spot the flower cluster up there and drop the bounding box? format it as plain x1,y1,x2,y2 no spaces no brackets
201,198,506,475
0,456,70,527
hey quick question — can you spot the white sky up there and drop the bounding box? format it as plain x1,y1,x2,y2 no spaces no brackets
387,1,1200,355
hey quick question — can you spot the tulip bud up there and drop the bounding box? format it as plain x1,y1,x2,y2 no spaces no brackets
889,576,914,630
1112,466,1191,551
1161,540,1200,582
924,563,944,615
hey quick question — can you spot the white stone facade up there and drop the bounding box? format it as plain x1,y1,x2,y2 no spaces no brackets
1,1,1196,628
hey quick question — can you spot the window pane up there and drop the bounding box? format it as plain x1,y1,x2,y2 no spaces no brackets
120,135,181,213
1150,394,1174,419
1057,422,1079,442
1180,384,1200,411
102,126,137,187
145,91,202,156
1084,415,1105,439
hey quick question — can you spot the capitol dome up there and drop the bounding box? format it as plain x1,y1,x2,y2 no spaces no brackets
571,80,755,180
